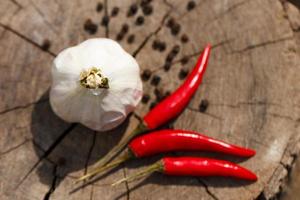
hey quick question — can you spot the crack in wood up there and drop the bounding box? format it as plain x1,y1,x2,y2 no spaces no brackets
280,161,287,168
16,123,76,188
187,107,223,121
132,10,172,57
174,39,233,63
8,0,22,9
239,101,281,107
197,179,219,200
230,36,294,54
132,112,143,123
177,0,209,20
208,101,283,109
200,101,296,121
89,185,94,200
0,139,30,156
0,98,49,115
43,164,58,200
248,54,268,138
0,23,56,57
7,0,23,18
202,0,250,28
59,133,98,193
28,0,59,34
267,113,295,121
162,0,173,9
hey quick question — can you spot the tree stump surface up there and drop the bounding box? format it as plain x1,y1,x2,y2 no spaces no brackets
0,0,300,199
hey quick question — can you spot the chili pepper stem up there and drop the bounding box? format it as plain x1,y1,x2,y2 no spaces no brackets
112,161,164,186
76,150,133,183
87,123,147,174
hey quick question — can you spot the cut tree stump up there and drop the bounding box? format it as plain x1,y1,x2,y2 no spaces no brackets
0,0,300,199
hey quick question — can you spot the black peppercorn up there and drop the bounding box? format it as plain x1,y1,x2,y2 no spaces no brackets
116,33,124,41
101,15,109,26
158,42,166,52
142,94,150,104
111,7,119,17
181,34,189,43
84,19,98,34
172,45,180,55
187,1,196,11
178,69,189,80
96,2,103,12
127,34,135,44
171,23,181,35
154,88,164,101
180,56,189,65
41,39,51,51
152,40,160,50
166,52,175,62
167,18,175,28
151,75,161,86
142,4,153,16
152,40,166,52
141,69,152,81
127,4,138,17
199,99,209,112
163,61,172,71
135,16,144,25
121,24,129,34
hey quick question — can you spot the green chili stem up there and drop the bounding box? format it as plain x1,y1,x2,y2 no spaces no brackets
78,123,147,182
76,150,133,183
112,161,164,186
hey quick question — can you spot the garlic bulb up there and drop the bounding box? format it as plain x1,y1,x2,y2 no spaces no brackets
50,38,143,131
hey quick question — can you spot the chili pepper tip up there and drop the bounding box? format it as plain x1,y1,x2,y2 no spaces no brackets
238,168,258,181
245,149,256,157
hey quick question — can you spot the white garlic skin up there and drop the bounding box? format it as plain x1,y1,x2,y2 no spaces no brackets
50,38,143,131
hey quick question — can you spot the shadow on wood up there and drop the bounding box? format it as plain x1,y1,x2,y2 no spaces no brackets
30,90,128,189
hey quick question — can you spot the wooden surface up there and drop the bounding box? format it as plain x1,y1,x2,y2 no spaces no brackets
0,0,300,199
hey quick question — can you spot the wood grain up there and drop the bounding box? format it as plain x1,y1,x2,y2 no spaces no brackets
0,0,299,199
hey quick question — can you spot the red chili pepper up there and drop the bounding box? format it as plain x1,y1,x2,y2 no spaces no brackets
112,157,257,186
77,129,255,182
129,129,255,158
143,45,211,129
88,45,212,170
163,157,257,180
